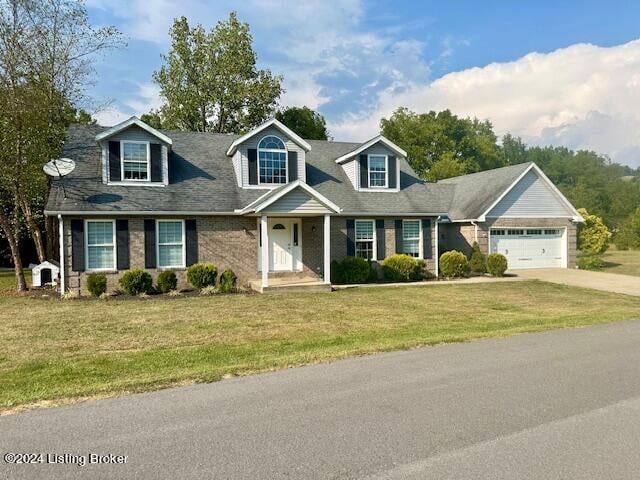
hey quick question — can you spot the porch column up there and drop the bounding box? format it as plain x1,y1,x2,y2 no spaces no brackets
261,215,269,288
323,213,331,284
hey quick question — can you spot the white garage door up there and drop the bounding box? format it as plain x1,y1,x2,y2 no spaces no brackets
490,228,565,269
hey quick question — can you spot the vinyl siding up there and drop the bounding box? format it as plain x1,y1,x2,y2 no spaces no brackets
343,143,401,192
487,170,574,218
341,159,357,187
265,189,331,214
101,125,170,185
239,126,306,186
231,151,242,187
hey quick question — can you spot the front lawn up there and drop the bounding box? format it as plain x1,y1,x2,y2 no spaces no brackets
1,280,638,413
600,248,640,277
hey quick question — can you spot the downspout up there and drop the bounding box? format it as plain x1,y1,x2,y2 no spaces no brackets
58,214,65,294
434,216,440,278
470,220,478,243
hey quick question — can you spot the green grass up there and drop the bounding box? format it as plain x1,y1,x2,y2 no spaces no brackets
0,280,638,412
0,268,31,294
600,249,640,277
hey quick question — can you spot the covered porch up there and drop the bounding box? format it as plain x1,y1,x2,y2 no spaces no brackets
239,180,341,292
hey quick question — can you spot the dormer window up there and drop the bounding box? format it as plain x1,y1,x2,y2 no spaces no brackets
122,141,150,181
258,135,287,184
368,155,388,188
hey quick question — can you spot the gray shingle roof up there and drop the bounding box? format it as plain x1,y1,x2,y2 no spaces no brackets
45,124,530,220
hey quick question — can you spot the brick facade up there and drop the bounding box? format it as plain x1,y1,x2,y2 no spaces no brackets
63,214,440,294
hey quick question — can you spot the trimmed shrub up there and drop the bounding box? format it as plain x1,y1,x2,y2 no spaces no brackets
219,269,237,293
119,268,153,295
381,254,423,282
486,253,508,277
577,253,604,270
339,256,370,284
468,242,487,274
86,272,107,297
157,270,177,294
330,260,344,284
439,250,469,278
367,260,379,282
186,263,217,289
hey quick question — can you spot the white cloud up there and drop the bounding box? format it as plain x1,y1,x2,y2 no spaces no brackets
329,39,640,167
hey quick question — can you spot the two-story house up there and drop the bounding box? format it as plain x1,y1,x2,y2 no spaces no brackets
45,117,583,293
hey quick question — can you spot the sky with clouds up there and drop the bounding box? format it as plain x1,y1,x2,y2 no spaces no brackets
86,0,640,167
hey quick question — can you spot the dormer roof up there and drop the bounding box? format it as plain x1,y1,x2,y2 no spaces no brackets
94,116,173,145
226,118,312,156
335,135,407,164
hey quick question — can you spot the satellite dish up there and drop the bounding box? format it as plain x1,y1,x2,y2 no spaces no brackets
43,158,75,178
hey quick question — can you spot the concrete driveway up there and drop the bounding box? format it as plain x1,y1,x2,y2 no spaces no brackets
516,268,640,296
3,320,640,479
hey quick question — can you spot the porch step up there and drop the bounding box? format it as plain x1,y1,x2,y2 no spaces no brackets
250,277,332,294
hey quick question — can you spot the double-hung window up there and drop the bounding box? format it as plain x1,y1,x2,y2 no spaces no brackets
355,220,375,260
258,135,287,184
402,220,421,258
122,141,150,181
368,155,388,188
157,220,185,268
86,220,115,270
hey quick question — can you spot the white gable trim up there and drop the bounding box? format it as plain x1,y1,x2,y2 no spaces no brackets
478,163,583,222
241,180,341,214
335,135,407,164
226,118,312,156
95,116,173,145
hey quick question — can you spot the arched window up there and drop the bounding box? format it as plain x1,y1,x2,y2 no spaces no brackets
258,135,287,184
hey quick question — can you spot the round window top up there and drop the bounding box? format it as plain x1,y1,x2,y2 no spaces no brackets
259,135,285,150
272,223,286,230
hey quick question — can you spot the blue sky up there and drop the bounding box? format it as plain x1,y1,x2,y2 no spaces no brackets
86,0,640,167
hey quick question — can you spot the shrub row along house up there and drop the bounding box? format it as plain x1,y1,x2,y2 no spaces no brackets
45,117,583,294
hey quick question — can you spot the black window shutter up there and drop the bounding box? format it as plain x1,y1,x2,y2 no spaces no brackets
248,148,258,185
346,219,355,256
376,219,385,260
395,219,403,254
185,219,198,266
288,151,298,182
359,154,368,188
388,155,397,189
293,223,299,246
116,219,130,270
144,219,156,268
422,219,433,259
150,143,162,182
71,219,85,272
109,141,121,182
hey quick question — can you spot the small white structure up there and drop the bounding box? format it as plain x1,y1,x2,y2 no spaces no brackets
31,260,60,287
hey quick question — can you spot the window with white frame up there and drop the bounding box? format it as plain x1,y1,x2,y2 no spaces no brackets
258,135,287,184
86,220,115,270
368,155,387,188
122,141,149,180
402,220,421,258
355,220,375,260
157,220,185,268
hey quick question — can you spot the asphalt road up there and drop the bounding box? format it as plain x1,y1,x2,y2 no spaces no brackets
3,319,640,479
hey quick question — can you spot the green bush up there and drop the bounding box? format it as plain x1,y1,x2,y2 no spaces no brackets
439,250,469,278
186,263,217,289
381,254,423,282
119,268,153,295
339,256,370,284
486,253,508,277
219,269,237,293
367,260,379,282
577,208,612,255
86,273,107,297
468,242,487,274
156,270,177,294
577,253,604,270
330,260,344,284
614,208,640,250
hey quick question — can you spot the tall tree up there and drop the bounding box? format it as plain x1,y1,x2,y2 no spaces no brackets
0,0,122,290
380,107,504,180
276,106,329,140
153,13,282,133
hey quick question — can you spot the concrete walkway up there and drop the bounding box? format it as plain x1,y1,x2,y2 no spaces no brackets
516,268,640,297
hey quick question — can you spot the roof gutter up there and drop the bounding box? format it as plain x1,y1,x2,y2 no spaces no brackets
44,210,241,216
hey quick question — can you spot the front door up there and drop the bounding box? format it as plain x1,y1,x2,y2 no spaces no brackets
269,220,292,271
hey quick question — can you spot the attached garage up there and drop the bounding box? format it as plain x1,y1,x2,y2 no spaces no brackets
490,228,566,269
